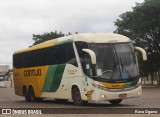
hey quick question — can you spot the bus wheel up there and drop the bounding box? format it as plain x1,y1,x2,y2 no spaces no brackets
29,87,37,102
72,87,87,106
29,87,43,102
109,99,122,105
23,87,30,102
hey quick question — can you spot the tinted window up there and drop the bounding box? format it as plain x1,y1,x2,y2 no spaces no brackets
75,42,91,75
13,42,77,68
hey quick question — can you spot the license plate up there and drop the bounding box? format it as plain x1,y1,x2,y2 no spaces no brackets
119,94,127,98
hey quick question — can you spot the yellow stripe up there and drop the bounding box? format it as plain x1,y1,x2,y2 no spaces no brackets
101,82,125,89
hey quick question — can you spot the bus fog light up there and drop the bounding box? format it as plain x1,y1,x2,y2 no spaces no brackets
101,94,106,98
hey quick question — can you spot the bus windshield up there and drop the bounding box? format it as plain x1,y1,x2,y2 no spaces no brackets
89,43,139,81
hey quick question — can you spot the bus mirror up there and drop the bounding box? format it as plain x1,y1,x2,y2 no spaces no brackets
135,47,147,61
82,49,96,64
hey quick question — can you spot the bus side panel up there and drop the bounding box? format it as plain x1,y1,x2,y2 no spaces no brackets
41,64,66,93
13,68,24,96
64,64,96,101
40,64,67,99
41,64,84,99
13,66,49,97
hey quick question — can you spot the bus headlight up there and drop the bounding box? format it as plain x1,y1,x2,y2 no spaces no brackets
92,83,109,91
101,94,106,98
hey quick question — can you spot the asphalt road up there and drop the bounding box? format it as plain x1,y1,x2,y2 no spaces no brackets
0,86,160,116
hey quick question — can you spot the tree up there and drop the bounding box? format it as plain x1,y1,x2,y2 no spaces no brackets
114,0,160,85
32,30,77,45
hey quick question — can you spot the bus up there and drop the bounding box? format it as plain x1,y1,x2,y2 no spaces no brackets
13,33,147,105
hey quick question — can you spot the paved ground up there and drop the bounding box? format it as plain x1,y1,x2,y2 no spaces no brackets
0,86,160,116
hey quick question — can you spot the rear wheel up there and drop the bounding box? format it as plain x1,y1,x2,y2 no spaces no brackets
29,87,43,102
72,87,87,106
23,87,30,102
109,99,122,105
29,87,36,102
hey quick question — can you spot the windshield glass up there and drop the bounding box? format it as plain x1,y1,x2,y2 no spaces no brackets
89,43,139,81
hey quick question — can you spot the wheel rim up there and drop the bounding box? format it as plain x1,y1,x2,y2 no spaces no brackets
75,91,80,102
74,89,82,104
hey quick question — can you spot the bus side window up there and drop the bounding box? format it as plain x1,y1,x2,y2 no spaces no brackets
75,42,91,75
57,42,78,67
66,43,78,67
13,42,78,68
81,52,92,76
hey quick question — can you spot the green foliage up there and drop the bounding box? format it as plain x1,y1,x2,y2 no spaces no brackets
114,0,160,77
32,30,77,45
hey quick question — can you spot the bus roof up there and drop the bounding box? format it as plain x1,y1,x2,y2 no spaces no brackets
14,33,131,54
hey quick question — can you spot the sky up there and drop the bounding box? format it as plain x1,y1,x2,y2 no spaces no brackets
0,0,144,68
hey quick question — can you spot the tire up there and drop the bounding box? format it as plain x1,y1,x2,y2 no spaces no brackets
29,87,36,102
109,99,122,105
72,87,87,106
29,87,43,102
23,87,31,102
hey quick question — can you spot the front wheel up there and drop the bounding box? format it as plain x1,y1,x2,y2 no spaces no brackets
109,99,122,105
72,87,87,106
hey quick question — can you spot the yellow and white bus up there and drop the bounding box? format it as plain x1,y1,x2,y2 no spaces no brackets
13,33,147,105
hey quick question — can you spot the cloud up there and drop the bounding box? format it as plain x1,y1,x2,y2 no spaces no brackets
0,0,144,67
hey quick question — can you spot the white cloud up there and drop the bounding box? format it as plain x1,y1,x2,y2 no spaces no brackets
0,0,144,66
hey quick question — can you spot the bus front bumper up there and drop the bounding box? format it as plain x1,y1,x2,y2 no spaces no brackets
94,85,142,101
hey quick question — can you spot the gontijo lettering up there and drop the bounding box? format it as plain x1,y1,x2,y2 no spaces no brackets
24,69,41,77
